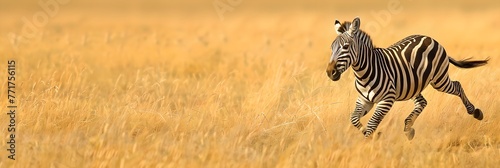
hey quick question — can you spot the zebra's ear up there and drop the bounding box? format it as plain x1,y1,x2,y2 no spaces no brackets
334,20,342,35
348,17,360,36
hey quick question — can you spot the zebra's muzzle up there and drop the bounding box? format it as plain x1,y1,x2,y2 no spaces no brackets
329,70,341,81
326,62,342,81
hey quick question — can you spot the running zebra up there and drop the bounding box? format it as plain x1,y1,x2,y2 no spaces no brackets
326,17,488,140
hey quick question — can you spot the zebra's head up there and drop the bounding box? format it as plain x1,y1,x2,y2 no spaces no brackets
326,17,361,81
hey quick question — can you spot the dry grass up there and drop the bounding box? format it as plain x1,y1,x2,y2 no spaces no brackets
0,1,499,167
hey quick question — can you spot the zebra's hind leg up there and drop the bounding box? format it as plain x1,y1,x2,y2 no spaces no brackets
432,78,483,120
404,94,427,140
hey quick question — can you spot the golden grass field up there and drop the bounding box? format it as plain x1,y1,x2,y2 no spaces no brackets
1,0,499,167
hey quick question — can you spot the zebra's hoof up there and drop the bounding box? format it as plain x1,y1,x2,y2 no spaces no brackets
473,109,483,120
360,127,367,134
405,128,415,140
364,132,381,140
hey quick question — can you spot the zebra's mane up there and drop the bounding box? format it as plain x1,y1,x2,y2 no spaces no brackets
338,21,374,49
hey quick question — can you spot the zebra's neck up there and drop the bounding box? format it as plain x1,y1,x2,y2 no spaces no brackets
351,34,386,84
351,32,376,71
354,31,374,49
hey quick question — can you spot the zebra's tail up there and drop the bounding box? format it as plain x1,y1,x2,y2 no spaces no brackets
449,57,489,68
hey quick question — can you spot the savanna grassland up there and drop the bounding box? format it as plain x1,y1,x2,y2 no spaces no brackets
0,0,499,167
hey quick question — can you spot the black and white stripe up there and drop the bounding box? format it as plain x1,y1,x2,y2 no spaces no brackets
326,17,488,140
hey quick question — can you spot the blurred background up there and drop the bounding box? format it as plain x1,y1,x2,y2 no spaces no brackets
1,0,500,55
0,0,499,167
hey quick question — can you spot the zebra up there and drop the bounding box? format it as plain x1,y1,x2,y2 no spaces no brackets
326,17,488,140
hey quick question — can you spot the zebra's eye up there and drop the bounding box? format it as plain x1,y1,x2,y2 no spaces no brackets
342,45,349,50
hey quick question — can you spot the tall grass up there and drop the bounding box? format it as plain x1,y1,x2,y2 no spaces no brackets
0,6,499,167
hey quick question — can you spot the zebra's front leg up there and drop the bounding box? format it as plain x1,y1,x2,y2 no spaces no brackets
350,98,374,130
404,94,427,140
362,99,395,138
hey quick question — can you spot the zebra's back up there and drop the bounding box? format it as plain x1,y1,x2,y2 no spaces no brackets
379,35,450,101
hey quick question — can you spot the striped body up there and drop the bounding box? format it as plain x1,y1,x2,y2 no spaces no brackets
326,17,488,139
357,35,447,103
